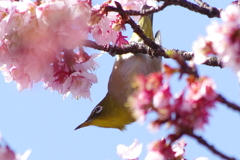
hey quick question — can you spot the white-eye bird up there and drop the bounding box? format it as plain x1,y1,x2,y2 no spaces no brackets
75,5,162,130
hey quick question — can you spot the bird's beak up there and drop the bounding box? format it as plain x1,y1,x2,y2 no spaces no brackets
74,120,91,130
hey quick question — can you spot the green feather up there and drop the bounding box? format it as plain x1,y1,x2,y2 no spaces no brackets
129,14,154,42
75,5,161,130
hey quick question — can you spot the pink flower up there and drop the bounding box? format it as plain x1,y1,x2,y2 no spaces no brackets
130,89,152,121
109,0,157,22
62,71,97,99
0,136,31,160
148,120,162,133
129,73,164,121
130,68,217,130
111,14,126,32
0,146,16,160
117,139,143,160
115,32,129,46
110,0,157,12
173,77,217,129
172,139,186,158
145,139,186,160
192,37,215,64
9,67,32,91
44,51,99,99
91,12,118,45
145,139,175,160
193,5,240,81
0,0,99,99
221,5,240,22
16,149,31,160
187,76,217,101
153,84,172,110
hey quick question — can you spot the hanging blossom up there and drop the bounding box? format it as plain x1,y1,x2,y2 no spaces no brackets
0,134,31,160
117,139,143,160
192,4,240,80
0,0,101,99
116,138,210,160
90,4,118,45
129,65,218,131
145,139,186,160
117,139,186,160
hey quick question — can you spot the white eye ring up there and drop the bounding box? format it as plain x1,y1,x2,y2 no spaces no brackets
94,105,102,114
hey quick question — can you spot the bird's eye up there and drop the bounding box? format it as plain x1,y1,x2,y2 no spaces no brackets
94,105,102,114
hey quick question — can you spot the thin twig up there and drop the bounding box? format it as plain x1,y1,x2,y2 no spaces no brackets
106,0,221,18
186,132,237,160
158,0,221,18
124,3,169,16
105,3,169,16
217,94,240,113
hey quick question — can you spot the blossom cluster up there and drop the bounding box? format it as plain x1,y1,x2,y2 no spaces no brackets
0,134,31,160
193,5,240,80
0,0,97,99
117,64,216,159
0,0,154,98
129,65,217,131
117,139,186,160
117,138,209,160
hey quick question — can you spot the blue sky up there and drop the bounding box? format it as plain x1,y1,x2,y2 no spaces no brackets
1,0,240,160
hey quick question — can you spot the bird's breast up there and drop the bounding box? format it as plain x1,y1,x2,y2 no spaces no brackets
108,53,161,104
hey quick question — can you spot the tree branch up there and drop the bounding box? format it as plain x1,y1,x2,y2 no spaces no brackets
106,0,221,18
170,51,199,77
100,2,223,69
186,132,237,160
105,3,169,16
82,40,223,68
157,0,221,18
217,94,240,113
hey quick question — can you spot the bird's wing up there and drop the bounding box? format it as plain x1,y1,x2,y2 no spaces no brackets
108,53,161,104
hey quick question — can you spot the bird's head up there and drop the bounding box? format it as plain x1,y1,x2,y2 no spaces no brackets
75,93,135,131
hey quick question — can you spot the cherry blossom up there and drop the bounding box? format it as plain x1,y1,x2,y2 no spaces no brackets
115,32,129,46
117,139,143,160
193,5,240,80
90,4,118,45
145,139,185,160
62,71,97,99
90,0,157,45
0,0,100,98
117,139,186,160
110,0,157,12
192,37,214,64
172,139,186,158
130,73,163,121
0,135,31,160
129,65,217,131
0,0,159,99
